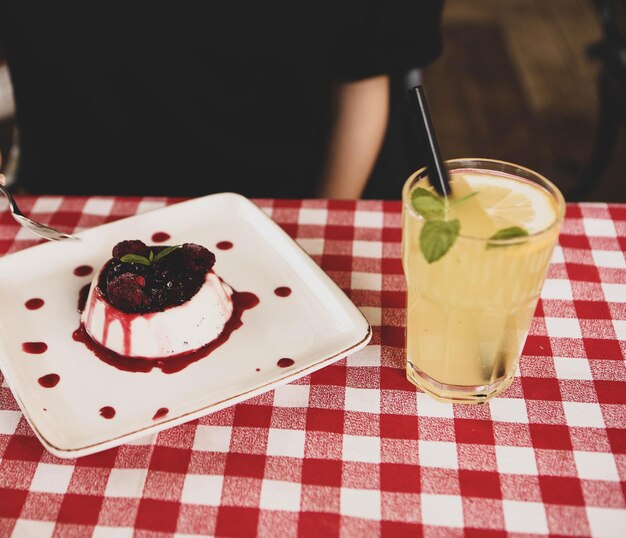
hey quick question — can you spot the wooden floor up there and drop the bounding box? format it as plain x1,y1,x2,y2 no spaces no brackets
424,0,626,203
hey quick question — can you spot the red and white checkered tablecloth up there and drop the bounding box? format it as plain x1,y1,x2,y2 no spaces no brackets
0,196,625,537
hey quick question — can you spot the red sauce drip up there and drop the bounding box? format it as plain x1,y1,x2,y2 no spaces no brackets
74,265,93,277
274,287,292,297
38,373,60,388
153,407,169,420
277,358,295,368
216,241,233,250
73,290,260,374
22,342,48,354
82,287,147,356
152,232,171,243
256,368,261,372
78,284,91,313
25,298,45,310
100,406,116,419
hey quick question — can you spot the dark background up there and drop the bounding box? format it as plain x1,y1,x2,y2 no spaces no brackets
1,0,625,202
422,0,626,203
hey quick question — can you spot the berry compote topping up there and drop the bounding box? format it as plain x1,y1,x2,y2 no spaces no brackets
98,240,216,314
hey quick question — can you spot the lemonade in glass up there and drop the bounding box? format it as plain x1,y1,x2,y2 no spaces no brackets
401,159,565,403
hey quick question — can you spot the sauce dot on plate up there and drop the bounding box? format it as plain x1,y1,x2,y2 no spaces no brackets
216,241,233,250
25,298,45,310
38,373,60,388
274,287,292,297
22,342,48,354
152,232,171,243
73,265,93,277
277,358,295,368
99,406,116,419
153,407,169,420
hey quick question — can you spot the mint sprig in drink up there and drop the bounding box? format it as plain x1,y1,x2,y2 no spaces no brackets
401,159,565,403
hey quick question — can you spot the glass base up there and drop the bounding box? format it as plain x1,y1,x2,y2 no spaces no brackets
407,361,515,404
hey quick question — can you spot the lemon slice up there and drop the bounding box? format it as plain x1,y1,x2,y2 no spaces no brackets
461,172,557,234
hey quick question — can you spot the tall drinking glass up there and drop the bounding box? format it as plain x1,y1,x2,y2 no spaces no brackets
402,159,565,403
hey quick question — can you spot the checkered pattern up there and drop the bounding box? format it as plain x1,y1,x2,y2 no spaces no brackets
1,196,625,537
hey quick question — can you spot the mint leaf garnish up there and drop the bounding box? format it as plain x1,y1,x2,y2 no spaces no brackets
410,186,479,263
411,188,445,220
487,226,529,248
489,226,529,240
120,254,151,266
411,187,439,201
153,245,181,263
120,245,181,266
419,219,461,263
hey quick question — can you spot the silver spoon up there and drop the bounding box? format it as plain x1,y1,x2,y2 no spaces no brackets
0,172,79,241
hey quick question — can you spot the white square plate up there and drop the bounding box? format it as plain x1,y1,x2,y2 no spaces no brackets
0,193,371,458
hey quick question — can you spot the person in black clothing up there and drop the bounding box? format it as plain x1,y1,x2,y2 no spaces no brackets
0,2,444,199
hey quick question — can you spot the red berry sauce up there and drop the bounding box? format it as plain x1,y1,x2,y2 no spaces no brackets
153,408,169,420
74,265,93,277
38,373,60,388
100,406,116,419
274,287,292,297
216,241,233,250
73,290,260,374
25,298,45,310
78,284,91,313
277,358,295,368
22,342,48,354
151,232,171,243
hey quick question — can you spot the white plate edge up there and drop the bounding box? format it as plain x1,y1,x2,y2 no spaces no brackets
36,325,372,458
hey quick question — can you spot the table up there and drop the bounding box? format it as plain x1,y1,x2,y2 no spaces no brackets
1,196,625,537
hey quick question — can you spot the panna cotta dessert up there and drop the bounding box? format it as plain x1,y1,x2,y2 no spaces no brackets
81,240,235,359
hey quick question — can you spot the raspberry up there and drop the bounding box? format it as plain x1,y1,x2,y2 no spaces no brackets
112,240,149,259
179,243,216,273
136,276,146,287
107,273,150,312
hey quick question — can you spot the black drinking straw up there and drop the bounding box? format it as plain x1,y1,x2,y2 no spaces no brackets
408,86,451,197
